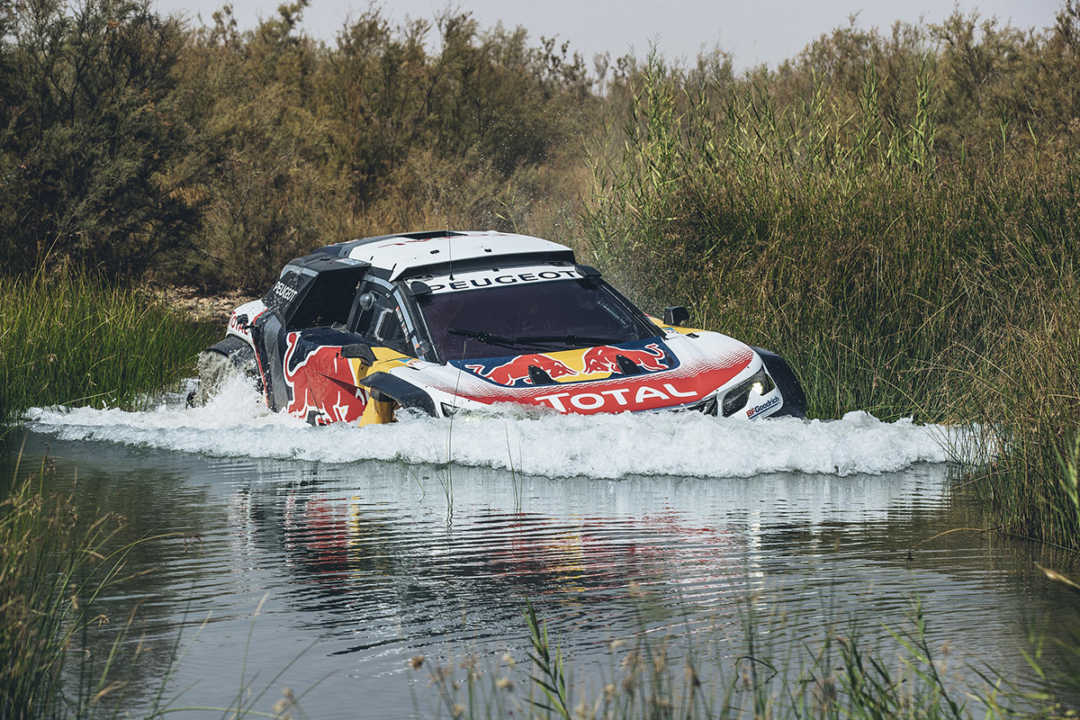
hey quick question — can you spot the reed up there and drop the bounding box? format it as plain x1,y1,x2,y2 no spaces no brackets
0,273,217,422
0,450,140,719
525,601,571,719
583,48,1080,550
419,599,1075,719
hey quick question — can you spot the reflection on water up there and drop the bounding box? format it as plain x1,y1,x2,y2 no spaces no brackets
8,431,1080,717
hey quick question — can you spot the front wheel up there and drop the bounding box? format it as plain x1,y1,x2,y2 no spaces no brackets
193,336,258,405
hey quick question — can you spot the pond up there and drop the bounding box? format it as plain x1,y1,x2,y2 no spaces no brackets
12,378,1080,717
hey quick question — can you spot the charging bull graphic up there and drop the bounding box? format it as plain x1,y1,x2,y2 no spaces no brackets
283,332,368,425
465,353,577,386
582,343,669,373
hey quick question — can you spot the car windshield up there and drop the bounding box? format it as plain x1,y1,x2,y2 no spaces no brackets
415,279,654,361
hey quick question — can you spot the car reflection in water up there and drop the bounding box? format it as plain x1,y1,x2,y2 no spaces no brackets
223,475,754,647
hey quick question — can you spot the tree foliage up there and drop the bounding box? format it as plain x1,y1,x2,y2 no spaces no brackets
1,1,1079,291
0,0,196,277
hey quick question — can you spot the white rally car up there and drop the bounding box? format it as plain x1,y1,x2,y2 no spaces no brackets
199,231,806,425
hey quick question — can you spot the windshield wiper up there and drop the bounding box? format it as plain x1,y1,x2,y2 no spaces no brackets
510,334,629,347
447,328,549,350
447,329,628,351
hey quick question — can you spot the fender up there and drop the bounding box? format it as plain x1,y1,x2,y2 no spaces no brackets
752,347,807,418
204,335,255,368
357,372,437,416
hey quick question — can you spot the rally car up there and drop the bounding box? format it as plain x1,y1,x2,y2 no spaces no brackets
198,230,806,425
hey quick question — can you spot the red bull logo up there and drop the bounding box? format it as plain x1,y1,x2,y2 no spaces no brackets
582,343,669,373
465,353,577,386
283,332,368,425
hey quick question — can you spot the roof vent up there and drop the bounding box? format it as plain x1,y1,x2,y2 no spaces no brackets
399,230,466,240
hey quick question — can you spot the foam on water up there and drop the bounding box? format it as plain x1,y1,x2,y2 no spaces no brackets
26,374,958,478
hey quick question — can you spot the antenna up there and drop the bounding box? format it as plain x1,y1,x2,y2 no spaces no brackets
446,223,454,280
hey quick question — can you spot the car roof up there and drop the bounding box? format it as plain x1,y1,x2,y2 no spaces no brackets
317,230,576,280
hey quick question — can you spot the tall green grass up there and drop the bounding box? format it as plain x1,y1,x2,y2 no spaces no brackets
0,274,217,422
583,53,1080,549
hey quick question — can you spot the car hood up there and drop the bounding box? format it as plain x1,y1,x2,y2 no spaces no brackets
383,332,757,414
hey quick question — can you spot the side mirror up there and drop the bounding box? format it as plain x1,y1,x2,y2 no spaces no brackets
406,280,432,296
575,264,602,278
663,306,690,326
341,342,376,364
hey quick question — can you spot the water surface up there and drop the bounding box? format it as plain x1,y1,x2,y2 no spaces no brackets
15,380,1080,716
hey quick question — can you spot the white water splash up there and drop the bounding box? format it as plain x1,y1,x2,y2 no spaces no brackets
25,374,960,479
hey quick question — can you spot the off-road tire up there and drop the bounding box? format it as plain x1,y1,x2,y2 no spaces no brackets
194,336,258,405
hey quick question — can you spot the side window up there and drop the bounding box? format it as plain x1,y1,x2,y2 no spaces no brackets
286,272,358,330
351,284,408,353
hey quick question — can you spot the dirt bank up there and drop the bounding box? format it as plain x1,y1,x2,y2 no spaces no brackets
145,286,253,325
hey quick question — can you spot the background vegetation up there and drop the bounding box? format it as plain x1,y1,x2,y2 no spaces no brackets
1,0,1078,546
583,9,1080,549
1,0,594,290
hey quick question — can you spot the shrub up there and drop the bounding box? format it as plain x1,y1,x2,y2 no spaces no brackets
0,0,197,278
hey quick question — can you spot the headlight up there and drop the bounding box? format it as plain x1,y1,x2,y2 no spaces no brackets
441,402,460,417
721,368,775,417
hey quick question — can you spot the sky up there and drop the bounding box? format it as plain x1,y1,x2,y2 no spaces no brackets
153,0,1064,70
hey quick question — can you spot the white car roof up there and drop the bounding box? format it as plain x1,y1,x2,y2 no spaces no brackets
343,230,574,280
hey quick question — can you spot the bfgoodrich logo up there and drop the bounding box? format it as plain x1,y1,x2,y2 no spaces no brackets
746,395,780,419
